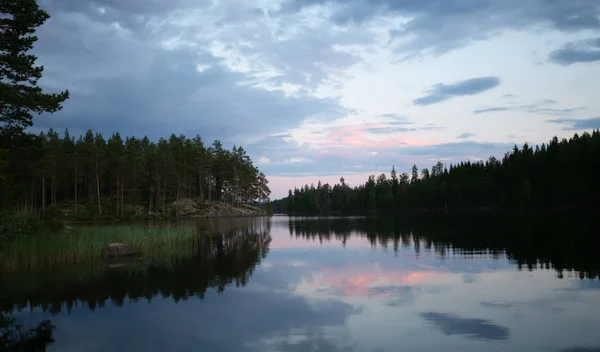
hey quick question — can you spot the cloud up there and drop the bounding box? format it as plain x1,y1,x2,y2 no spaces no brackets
260,137,513,198
283,0,600,56
527,107,585,116
456,133,476,139
473,107,509,114
13,258,358,351
473,99,584,116
547,117,600,130
549,37,600,66
32,0,361,146
420,312,510,340
28,0,600,195
365,125,444,134
375,114,414,125
413,77,500,106
480,301,517,309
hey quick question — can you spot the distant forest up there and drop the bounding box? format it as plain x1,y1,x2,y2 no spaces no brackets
273,130,600,214
0,129,271,217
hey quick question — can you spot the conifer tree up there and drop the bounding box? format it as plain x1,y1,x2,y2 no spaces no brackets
0,0,69,138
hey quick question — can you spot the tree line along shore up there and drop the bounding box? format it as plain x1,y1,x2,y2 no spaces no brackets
273,130,600,215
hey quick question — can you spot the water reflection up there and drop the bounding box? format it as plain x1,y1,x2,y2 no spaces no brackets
283,214,600,280
0,217,271,314
1,214,600,351
420,312,510,340
0,314,54,351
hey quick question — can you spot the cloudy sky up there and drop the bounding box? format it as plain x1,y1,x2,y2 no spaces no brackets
32,0,600,199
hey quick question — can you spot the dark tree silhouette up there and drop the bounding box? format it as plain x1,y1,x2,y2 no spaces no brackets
0,0,69,137
273,130,600,214
0,129,271,221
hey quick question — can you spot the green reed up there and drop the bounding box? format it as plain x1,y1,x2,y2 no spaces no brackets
0,223,201,272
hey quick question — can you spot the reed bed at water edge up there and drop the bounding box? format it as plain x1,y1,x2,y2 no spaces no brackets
0,224,201,272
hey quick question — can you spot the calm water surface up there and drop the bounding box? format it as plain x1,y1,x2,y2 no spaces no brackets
2,215,600,352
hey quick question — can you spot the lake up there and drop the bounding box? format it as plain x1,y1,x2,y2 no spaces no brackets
2,214,600,352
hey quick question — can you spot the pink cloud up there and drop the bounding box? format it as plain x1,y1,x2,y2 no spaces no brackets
305,124,441,150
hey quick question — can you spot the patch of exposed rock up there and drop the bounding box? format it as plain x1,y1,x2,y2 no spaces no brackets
170,199,268,218
101,243,134,258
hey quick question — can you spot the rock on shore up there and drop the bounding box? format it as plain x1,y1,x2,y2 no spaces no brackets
101,243,134,258
169,199,268,218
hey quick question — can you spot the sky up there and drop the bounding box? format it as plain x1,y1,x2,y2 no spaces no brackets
31,0,600,199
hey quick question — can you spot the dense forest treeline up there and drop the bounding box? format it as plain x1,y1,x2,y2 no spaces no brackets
1,0,271,235
273,130,600,214
0,129,271,218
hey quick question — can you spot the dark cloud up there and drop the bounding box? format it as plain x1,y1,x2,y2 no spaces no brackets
549,37,600,66
420,311,510,340
38,0,212,39
547,117,600,131
480,301,516,309
456,133,476,139
414,77,500,106
560,348,600,352
30,2,348,147
283,0,600,55
41,0,204,16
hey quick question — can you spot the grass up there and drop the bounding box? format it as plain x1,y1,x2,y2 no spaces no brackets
0,223,202,272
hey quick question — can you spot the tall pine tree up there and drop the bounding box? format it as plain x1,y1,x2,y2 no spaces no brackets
0,0,69,140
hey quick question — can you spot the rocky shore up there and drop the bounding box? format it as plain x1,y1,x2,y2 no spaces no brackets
169,199,268,218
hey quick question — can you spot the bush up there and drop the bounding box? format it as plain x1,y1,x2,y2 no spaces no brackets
0,213,44,242
42,206,65,233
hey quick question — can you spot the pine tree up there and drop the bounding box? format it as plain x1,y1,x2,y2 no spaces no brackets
0,0,69,137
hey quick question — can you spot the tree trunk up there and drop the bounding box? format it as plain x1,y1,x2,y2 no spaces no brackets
96,155,102,216
30,178,35,214
116,175,120,215
49,172,55,207
42,168,45,213
162,178,167,214
121,176,124,217
132,166,136,205
148,187,153,215
88,175,93,203
74,165,78,215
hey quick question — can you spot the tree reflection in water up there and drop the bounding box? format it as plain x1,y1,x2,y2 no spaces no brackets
0,314,54,352
0,217,271,315
287,213,600,280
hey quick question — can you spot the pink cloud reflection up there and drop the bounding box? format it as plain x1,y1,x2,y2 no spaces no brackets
304,267,445,298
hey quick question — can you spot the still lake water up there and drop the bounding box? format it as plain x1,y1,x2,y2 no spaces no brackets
2,214,600,352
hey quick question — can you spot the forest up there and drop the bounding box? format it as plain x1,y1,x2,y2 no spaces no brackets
273,130,600,215
0,0,270,229
0,129,271,217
